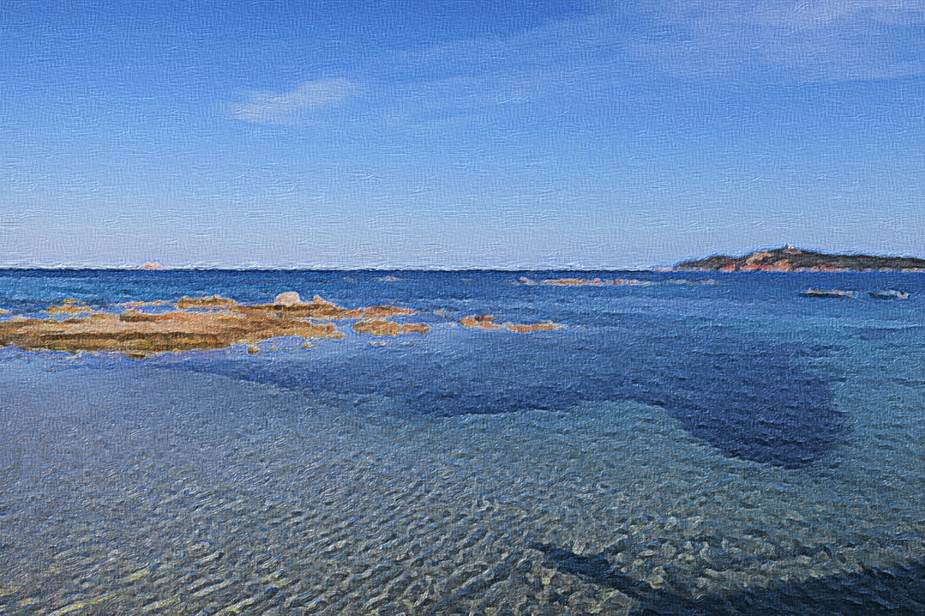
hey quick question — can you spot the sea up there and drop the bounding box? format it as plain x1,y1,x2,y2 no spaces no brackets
0,269,923,614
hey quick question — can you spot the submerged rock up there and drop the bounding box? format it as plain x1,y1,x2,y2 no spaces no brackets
799,288,857,299
869,289,910,300
504,321,562,333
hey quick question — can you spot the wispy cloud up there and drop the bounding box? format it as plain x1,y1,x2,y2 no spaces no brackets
751,0,925,28
228,2,924,130
404,1,925,86
632,0,925,82
230,78,356,125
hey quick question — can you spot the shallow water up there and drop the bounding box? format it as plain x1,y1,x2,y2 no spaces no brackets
1,270,923,614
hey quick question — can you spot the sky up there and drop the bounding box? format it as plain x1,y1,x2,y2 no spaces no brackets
0,0,923,269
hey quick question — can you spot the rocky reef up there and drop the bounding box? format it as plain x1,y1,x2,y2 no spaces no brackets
530,277,651,287
0,306,344,357
352,319,430,336
0,293,420,357
0,293,560,357
459,315,562,333
676,245,925,272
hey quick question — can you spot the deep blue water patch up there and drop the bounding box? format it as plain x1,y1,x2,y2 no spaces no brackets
166,311,844,469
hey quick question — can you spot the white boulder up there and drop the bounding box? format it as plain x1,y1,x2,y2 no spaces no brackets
274,291,302,306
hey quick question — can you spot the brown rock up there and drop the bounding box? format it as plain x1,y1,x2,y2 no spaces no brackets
352,319,430,337
459,315,501,330
504,321,562,333
460,314,562,333
176,295,239,309
244,295,414,321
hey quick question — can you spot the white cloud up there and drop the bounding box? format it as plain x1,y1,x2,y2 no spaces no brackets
230,79,356,125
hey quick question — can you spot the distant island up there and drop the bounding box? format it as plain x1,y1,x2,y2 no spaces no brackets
675,245,925,272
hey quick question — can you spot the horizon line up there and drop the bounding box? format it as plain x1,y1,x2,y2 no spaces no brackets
0,265,673,273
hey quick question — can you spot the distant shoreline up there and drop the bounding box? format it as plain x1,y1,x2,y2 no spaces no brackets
675,245,925,273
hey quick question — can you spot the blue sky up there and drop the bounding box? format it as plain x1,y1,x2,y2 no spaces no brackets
1,0,923,268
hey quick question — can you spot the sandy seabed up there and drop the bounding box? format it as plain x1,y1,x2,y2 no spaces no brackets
0,345,922,614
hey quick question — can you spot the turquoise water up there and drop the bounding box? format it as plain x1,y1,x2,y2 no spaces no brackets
0,270,923,614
